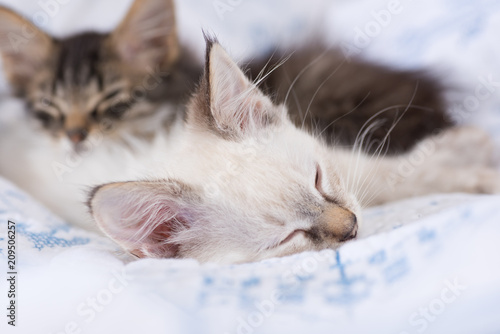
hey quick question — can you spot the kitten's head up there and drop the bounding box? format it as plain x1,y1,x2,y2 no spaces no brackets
0,0,191,149
88,39,361,264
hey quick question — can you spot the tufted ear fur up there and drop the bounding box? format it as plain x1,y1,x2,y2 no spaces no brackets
188,38,282,139
108,0,179,70
0,6,54,95
88,180,201,258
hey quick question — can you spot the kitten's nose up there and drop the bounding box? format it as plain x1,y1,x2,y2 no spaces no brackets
66,128,88,144
322,207,358,242
340,215,358,241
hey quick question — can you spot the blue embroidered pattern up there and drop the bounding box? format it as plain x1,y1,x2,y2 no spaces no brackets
16,223,90,251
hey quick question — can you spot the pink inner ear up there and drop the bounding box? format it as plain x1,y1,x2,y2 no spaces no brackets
131,210,181,258
111,199,192,259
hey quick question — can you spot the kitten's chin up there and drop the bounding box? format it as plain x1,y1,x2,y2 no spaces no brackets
72,142,91,155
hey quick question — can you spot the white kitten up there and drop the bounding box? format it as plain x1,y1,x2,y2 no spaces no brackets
87,39,500,264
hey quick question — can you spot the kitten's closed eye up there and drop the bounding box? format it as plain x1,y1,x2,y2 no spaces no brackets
315,164,340,205
33,110,55,125
103,101,132,119
32,109,62,128
315,164,322,192
315,164,329,198
92,88,132,120
277,229,307,247
103,89,122,100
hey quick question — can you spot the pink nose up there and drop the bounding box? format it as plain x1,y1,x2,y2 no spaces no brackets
66,129,88,144
322,206,358,241
340,218,358,241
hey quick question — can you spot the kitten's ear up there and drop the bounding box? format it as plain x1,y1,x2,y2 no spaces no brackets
109,0,179,70
189,38,280,138
0,7,53,94
89,180,200,258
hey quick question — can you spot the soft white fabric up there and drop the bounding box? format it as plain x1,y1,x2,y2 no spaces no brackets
0,0,499,333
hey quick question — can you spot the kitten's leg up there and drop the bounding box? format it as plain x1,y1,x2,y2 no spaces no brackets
426,125,497,168
367,166,500,206
339,126,500,206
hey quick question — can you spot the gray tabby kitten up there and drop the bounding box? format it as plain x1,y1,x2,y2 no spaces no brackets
0,0,200,151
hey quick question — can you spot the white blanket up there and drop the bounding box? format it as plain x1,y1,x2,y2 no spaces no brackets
0,0,500,333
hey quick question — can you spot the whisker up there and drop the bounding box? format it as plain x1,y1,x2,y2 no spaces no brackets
301,58,348,130
351,82,421,207
346,121,381,194
371,82,420,158
352,123,387,198
253,51,294,87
